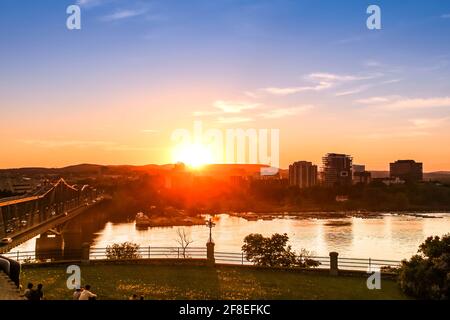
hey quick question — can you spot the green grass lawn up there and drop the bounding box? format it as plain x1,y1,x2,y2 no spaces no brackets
21,264,408,300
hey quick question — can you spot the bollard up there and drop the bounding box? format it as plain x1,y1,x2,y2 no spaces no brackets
206,241,215,266
329,252,339,276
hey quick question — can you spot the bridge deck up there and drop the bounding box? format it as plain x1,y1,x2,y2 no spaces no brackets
0,195,41,207
0,196,108,254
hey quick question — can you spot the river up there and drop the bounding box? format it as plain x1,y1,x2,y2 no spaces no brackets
12,202,450,260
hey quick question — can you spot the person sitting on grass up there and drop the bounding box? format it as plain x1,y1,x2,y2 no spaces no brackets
73,288,82,300
28,283,43,300
22,283,34,300
30,283,44,300
78,285,97,300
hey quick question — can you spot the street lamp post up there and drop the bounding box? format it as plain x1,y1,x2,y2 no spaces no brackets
206,217,215,243
205,217,216,265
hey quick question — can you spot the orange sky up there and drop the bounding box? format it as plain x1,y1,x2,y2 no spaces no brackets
1,1,450,171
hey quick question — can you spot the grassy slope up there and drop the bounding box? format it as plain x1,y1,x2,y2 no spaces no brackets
21,264,408,300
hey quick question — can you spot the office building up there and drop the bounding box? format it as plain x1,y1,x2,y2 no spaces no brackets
390,160,423,182
289,161,318,188
322,153,353,187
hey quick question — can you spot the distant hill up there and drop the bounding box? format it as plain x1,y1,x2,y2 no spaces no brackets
1,164,449,181
0,163,268,176
369,171,390,179
370,170,450,182
423,171,450,182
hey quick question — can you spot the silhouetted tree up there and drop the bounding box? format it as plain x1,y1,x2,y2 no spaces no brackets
398,234,450,300
175,228,194,258
242,233,319,268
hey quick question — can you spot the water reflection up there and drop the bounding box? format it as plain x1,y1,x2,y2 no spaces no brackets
13,202,450,260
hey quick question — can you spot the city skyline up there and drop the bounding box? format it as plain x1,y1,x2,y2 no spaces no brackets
1,0,450,170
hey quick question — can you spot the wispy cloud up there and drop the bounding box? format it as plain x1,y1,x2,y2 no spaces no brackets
263,72,378,96
381,79,402,84
76,0,110,8
101,8,148,21
244,91,259,99
259,105,314,119
377,97,450,110
409,117,449,129
355,96,396,104
217,117,254,124
442,13,450,19
336,86,370,97
193,100,260,118
213,100,259,113
337,78,400,97
355,96,450,110
263,86,324,95
364,117,448,140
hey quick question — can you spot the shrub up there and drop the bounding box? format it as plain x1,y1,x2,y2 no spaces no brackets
105,242,142,260
297,249,321,268
242,233,320,268
398,234,450,300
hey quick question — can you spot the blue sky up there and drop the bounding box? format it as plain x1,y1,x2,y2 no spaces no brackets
1,0,450,169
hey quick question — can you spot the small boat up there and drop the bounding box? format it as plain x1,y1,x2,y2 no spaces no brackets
135,212,151,229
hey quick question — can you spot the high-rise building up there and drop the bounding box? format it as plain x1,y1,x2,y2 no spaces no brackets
322,153,353,187
289,161,318,188
390,160,423,182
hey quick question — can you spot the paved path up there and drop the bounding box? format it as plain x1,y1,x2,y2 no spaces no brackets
0,271,22,300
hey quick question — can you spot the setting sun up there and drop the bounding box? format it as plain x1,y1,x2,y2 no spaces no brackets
171,143,214,168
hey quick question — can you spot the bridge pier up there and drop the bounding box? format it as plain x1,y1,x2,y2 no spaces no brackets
62,226,83,260
35,231,63,261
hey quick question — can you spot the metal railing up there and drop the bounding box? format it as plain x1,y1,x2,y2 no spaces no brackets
1,247,207,263
89,246,207,260
213,253,401,271
336,257,401,271
1,247,402,272
1,249,83,263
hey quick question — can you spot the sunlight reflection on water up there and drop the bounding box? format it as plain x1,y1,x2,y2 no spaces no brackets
14,213,450,260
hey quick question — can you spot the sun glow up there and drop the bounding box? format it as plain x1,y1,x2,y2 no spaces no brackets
172,143,214,168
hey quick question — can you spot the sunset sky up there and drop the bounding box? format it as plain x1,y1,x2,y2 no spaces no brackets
1,0,450,171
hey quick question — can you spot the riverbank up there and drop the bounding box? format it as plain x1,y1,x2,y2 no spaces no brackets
227,210,447,221
21,264,408,300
